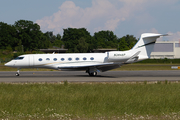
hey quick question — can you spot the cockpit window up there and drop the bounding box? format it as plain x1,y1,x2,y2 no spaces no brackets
14,57,24,60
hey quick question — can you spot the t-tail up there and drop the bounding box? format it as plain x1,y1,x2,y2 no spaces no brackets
131,33,168,61
107,33,168,64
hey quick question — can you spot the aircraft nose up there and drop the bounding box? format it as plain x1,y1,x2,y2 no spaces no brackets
5,62,9,66
5,62,13,67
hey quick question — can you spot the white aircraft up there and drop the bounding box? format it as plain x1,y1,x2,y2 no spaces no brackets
5,33,168,76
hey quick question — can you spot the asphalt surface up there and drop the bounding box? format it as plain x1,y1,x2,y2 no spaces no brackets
0,70,180,83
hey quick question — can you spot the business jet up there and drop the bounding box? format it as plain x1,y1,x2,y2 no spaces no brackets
5,33,168,76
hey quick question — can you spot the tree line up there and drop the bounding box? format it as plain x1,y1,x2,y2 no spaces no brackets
0,20,137,61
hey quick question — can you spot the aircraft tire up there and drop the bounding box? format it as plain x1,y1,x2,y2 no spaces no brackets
15,73,19,76
88,72,97,76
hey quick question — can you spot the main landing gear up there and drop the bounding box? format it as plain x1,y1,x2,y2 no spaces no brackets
88,71,97,76
87,68,98,76
15,69,20,76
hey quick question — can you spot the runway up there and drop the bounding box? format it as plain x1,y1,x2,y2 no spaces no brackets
0,70,180,83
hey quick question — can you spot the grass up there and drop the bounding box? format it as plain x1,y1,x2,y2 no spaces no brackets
1,82,180,119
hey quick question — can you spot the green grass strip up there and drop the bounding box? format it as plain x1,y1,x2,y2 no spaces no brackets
0,83,180,119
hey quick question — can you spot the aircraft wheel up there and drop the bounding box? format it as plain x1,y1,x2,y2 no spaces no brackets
88,72,97,76
15,73,19,76
92,71,97,76
16,69,20,76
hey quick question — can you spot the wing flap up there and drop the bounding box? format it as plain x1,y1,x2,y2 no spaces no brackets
97,64,122,72
57,62,123,72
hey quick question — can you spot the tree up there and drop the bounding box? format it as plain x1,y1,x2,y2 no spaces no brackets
14,20,48,51
93,30,118,48
52,39,63,48
0,20,138,54
52,33,63,48
62,28,92,53
76,37,89,53
44,31,56,43
56,33,61,40
118,35,137,49
15,40,23,52
0,22,17,50
118,37,129,51
44,32,63,48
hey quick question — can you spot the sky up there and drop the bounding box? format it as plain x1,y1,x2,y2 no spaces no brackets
1,0,180,41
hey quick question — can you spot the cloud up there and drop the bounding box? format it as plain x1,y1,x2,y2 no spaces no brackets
36,0,179,37
36,0,147,35
166,31,180,41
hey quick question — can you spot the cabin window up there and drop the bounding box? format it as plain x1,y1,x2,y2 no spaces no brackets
39,58,43,61
46,58,50,61
75,57,79,61
90,57,94,60
61,58,65,61
68,58,72,61
14,57,24,60
83,57,87,60
53,58,57,61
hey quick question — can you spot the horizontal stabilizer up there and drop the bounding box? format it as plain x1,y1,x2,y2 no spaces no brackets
132,33,169,50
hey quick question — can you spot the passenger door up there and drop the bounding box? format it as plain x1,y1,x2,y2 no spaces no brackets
29,55,34,66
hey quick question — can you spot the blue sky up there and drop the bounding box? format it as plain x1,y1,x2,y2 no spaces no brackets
1,0,180,40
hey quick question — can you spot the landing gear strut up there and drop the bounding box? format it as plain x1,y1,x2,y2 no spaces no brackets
15,69,20,76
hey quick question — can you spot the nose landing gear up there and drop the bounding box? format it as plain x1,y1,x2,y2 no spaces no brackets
15,69,20,76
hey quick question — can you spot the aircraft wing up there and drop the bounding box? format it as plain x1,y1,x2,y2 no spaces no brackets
57,62,123,72
96,64,122,72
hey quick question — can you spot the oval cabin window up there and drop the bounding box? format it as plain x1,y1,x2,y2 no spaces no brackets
90,57,94,60
39,58,43,61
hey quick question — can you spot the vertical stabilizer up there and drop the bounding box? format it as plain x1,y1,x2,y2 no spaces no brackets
132,33,168,60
